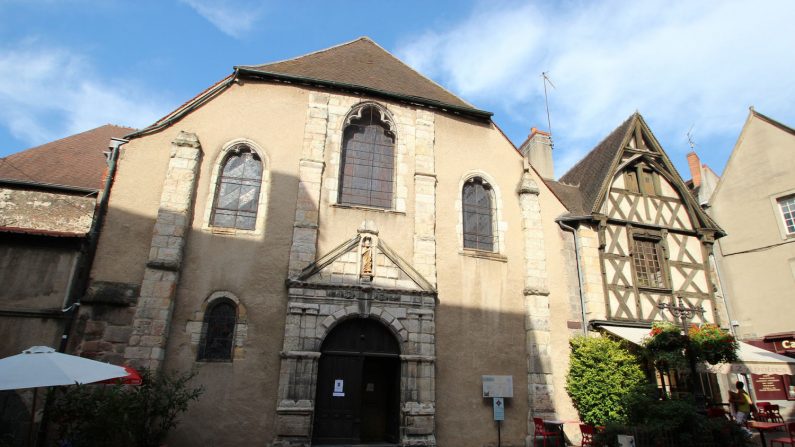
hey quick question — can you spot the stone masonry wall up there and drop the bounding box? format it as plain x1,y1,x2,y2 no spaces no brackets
517,170,556,440
124,131,202,370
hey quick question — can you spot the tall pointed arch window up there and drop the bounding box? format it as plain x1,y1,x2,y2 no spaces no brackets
339,104,395,209
198,299,237,361
463,177,496,251
211,145,262,230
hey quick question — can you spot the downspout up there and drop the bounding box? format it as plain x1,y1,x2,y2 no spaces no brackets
712,238,737,337
558,220,588,335
57,136,127,352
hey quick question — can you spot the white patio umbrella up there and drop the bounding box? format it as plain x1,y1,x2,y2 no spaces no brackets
0,346,130,446
0,346,129,390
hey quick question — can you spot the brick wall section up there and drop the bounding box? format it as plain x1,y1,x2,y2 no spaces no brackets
517,170,556,437
124,131,202,370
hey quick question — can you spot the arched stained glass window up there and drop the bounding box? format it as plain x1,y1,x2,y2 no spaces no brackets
198,300,236,361
339,105,395,209
211,145,262,230
462,177,496,251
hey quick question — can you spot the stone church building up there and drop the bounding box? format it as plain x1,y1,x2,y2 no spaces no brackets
72,37,727,446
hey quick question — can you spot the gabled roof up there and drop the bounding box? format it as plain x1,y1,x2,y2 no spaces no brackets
708,107,795,207
236,37,491,120
553,112,723,235
556,114,636,214
0,125,134,190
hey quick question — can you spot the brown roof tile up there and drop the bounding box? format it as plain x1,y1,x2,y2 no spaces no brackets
0,125,134,190
239,37,486,116
558,114,636,213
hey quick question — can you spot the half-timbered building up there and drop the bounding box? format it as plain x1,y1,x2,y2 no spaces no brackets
545,113,728,396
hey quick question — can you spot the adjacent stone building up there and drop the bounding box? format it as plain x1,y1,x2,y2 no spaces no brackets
0,124,132,438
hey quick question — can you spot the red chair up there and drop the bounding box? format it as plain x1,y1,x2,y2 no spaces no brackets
757,402,773,421
533,417,562,447
771,421,795,446
768,404,785,424
579,423,595,447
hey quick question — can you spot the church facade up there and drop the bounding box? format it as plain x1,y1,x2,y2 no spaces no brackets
72,38,727,446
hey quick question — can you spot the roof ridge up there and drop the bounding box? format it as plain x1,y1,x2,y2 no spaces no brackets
241,36,371,69
750,108,795,136
3,124,134,159
560,113,634,180
241,36,477,111
365,38,478,110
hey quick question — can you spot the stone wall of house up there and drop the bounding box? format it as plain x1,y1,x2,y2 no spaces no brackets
0,187,94,234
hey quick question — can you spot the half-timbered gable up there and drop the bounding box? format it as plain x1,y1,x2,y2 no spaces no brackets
549,113,725,327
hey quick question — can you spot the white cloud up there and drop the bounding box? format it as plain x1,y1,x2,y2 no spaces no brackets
179,0,265,39
397,0,795,176
0,42,168,148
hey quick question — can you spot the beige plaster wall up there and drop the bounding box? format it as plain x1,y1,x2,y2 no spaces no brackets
90,81,307,446
711,115,795,338
90,78,582,445
433,115,578,446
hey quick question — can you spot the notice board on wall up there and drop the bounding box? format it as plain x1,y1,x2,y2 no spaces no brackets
752,374,787,401
482,375,513,398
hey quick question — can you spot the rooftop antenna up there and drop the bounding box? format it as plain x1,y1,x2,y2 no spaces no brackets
540,71,555,135
686,125,696,150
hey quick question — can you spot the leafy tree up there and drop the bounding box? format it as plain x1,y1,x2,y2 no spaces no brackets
566,336,651,425
51,368,204,447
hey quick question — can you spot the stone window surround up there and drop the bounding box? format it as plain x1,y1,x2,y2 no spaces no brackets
201,138,271,236
770,188,795,239
456,170,507,256
326,100,408,214
187,291,248,361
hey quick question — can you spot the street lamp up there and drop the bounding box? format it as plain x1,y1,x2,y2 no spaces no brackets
657,296,705,404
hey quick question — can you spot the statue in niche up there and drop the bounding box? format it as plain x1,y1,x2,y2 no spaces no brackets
361,237,374,281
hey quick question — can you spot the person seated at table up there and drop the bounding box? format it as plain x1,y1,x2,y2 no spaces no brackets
729,381,753,437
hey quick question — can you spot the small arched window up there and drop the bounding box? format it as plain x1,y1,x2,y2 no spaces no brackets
339,105,395,209
211,145,262,230
462,177,496,251
198,299,237,361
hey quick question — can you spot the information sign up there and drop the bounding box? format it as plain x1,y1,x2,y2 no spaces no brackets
333,379,345,397
752,374,787,400
493,397,505,421
482,375,514,398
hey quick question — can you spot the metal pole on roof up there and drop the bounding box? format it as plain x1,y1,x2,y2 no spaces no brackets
541,72,555,136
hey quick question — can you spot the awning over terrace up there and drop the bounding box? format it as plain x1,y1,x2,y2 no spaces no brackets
598,325,795,376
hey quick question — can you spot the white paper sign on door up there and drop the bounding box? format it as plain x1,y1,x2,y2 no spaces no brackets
333,379,345,397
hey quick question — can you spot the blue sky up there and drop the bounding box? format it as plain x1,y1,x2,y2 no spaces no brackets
1,0,793,179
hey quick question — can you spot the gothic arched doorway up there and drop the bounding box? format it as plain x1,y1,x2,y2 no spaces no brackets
312,318,401,445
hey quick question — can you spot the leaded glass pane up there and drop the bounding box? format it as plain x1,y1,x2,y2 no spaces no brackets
211,146,262,230
339,106,395,208
199,301,236,361
462,178,495,251
633,239,665,288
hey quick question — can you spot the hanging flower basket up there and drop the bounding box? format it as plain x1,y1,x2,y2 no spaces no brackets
688,324,739,365
643,322,688,369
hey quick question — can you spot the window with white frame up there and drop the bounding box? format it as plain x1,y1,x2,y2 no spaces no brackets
779,195,795,235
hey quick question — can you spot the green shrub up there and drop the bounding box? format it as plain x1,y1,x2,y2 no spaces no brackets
51,368,204,447
566,336,652,425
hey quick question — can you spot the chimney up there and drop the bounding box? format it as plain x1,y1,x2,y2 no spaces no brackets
520,128,554,179
687,152,701,187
